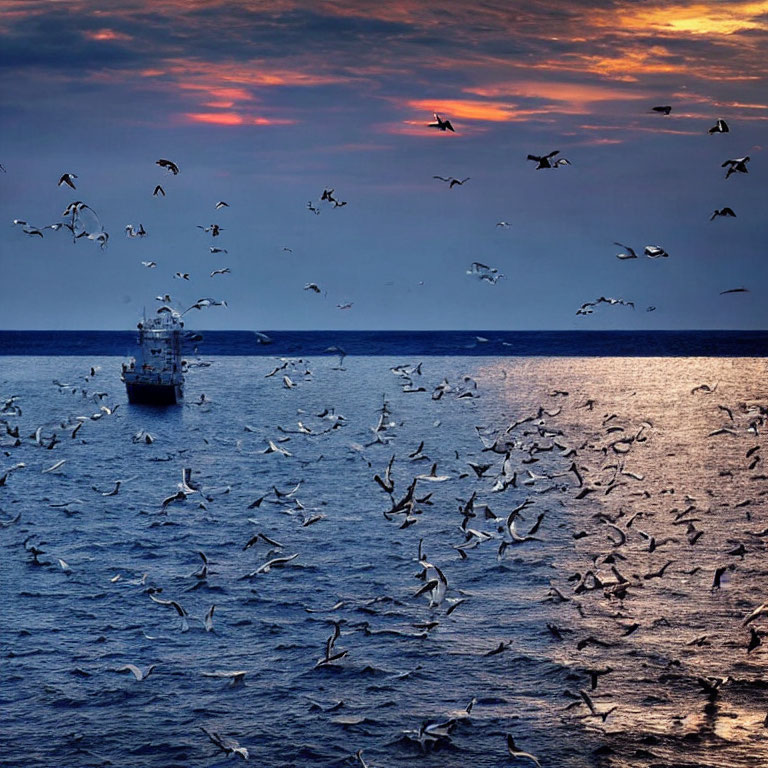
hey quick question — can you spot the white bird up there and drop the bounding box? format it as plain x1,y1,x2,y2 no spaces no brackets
204,604,215,632
708,119,729,134
215,201,229,209
614,242,637,260
261,440,292,456
467,261,503,284
141,261,157,268
644,245,669,258
200,727,248,760
117,663,156,682
202,670,247,684
210,268,231,277
506,734,541,767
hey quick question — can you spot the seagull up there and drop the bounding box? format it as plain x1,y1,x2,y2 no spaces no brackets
720,287,749,295
506,734,541,767
215,201,229,209
202,669,247,685
614,242,638,260
651,105,672,115
496,221,511,228
337,302,353,310
708,119,729,134
209,246,227,254
527,150,569,169
116,664,156,682
200,727,248,761
156,158,179,175
644,245,669,258
141,261,157,268
58,173,77,189
428,113,455,132
315,621,349,667
243,552,299,577
174,272,190,280
304,283,322,293
325,345,346,369
433,176,469,188
307,201,320,215
153,185,165,196
578,689,617,722
148,593,189,631
467,262,503,284
198,224,222,236
710,207,736,220
210,268,231,277
743,602,768,626
722,156,750,178
125,224,146,238
76,230,109,248
21,226,44,237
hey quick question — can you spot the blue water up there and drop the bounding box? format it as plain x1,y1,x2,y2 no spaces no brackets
2,354,767,767
1,330,767,357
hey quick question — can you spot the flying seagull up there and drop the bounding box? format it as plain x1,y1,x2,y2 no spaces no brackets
506,734,541,766
153,185,165,197
428,113,455,132
722,156,750,178
614,242,638,260
527,150,569,169
467,262,503,284
156,158,179,175
210,268,231,277
651,105,672,115
720,287,749,295
304,283,322,293
215,201,229,209
708,119,729,134
116,664,156,682
58,173,77,189
711,207,736,220
433,176,470,188
644,245,669,258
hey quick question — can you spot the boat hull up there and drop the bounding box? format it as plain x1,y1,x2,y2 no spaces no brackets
125,381,183,405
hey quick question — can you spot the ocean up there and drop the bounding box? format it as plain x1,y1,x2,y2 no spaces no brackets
2,335,767,767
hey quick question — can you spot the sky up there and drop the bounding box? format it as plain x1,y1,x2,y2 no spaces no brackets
1,0,767,330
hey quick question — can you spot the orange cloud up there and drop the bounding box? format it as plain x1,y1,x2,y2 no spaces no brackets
596,1,768,36
184,112,295,126
406,98,520,122
178,83,254,101
84,28,132,42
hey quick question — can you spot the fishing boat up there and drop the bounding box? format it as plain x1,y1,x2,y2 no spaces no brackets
122,310,185,405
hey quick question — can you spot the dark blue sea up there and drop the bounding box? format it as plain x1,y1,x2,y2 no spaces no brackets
2,340,767,767
1,329,767,357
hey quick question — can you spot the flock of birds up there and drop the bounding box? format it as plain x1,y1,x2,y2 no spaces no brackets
7,106,755,326
1,100,765,767
3,345,768,765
